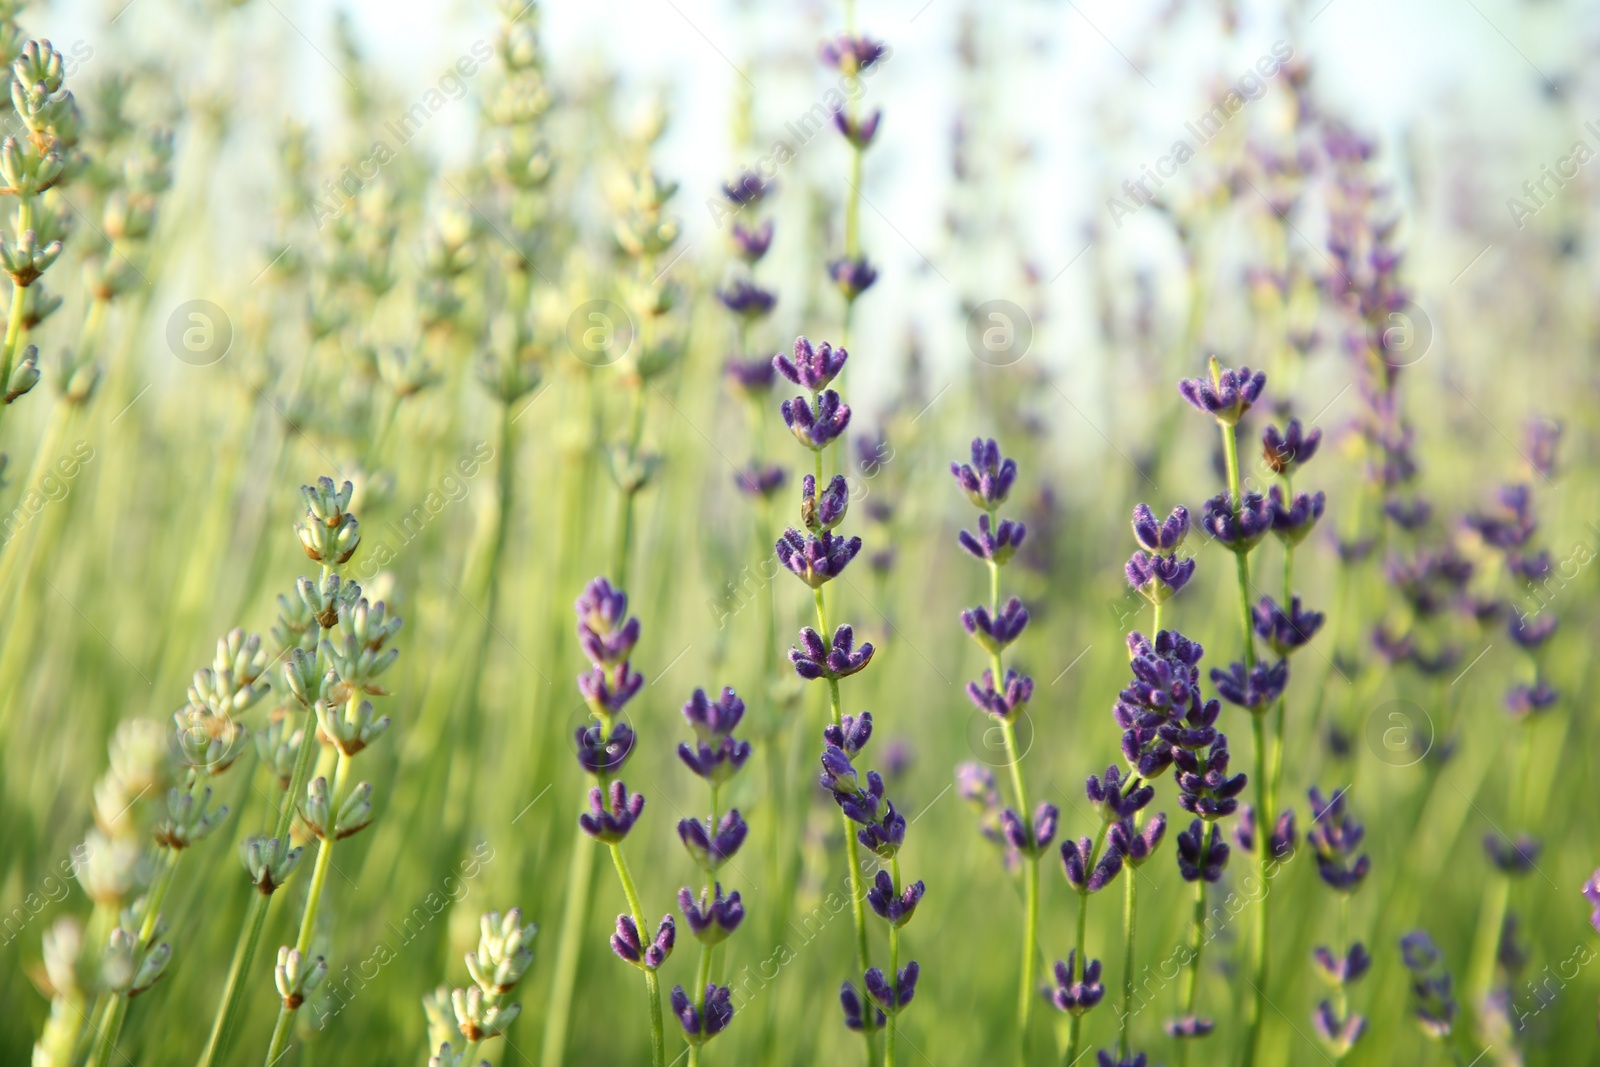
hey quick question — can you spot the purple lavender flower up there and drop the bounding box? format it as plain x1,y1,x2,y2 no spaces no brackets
819,746,864,799
959,513,1027,565
577,578,641,667
734,462,786,499
671,984,733,1043
577,663,645,717
1313,943,1372,985
1509,611,1557,649
1399,931,1457,1039
1384,495,1432,530
1174,736,1247,820
677,810,748,869
824,711,873,756
1234,804,1296,861
1201,491,1273,551
1060,836,1122,893
678,884,744,945
1097,1052,1149,1067
610,913,675,970
1524,417,1560,478
829,255,879,298
1164,1015,1215,1039
1504,679,1558,718
721,169,772,207
1045,951,1104,1014
579,781,644,842
951,438,1017,509
730,219,774,263
677,736,751,784
1177,359,1266,425
1131,504,1189,552
775,528,862,587
801,473,850,532
866,870,924,926
1270,486,1326,545
1464,485,1537,550
1211,660,1290,713
1087,765,1153,821
1312,1002,1367,1056
717,278,777,320
1109,813,1167,867
791,625,875,681
833,107,883,150
857,800,907,859
864,962,920,1013
965,668,1033,722
1583,870,1600,934
960,597,1029,654
1482,832,1541,876
681,686,745,739
1253,596,1325,656
1176,819,1230,882
1262,418,1322,474
1125,551,1195,604
1000,803,1058,856
781,390,852,449
1307,787,1369,892
839,981,886,1031
819,33,887,72
574,721,635,777
724,355,777,399
775,336,849,392
1506,549,1551,583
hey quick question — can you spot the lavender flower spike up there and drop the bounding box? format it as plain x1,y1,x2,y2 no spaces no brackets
1060,836,1122,893
775,336,849,392
1176,819,1230,883
866,870,925,927
678,884,744,945
1109,813,1167,867
677,810,749,869
574,721,635,777
801,473,850,532
781,389,852,449
961,597,1029,654
966,668,1033,723
819,33,887,72
1045,951,1104,1014
579,781,644,842
951,437,1017,509
1211,660,1290,713
1307,787,1370,892
864,962,919,1013
717,279,776,320
790,625,875,681
610,913,675,970
723,355,776,399
1262,418,1322,474
776,528,862,587
670,983,733,1044
1201,491,1273,551
823,712,873,757
1313,1001,1367,1057
1399,931,1457,1039
829,254,879,298
576,577,640,667
840,981,886,1032
1270,486,1326,546
1252,596,1325,656
730,218,774,263
1131,503,1189,552
1125,551,1195,605
1178,357,1266,425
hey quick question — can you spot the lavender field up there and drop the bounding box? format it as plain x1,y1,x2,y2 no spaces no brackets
0,0,1595,1065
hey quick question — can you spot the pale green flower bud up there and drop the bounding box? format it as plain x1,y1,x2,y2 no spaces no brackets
173,704,248,776
254,713,305,789
153,784,229,849
0,227,62,285
315,698,390,757
103,927,169,996
4,343,37,402
274,946,327,1009
241,836,303,895
465,908,537,995
451,986,521,1042
334,781,375,839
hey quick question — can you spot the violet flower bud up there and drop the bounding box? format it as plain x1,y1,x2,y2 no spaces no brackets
1045,951,1103,1014
781,390,852,449
1270,486,1326,546
678,884,744,945
574,721,634,777
1087,765,1153,821
1164,1015,1215,1039
792,625,876,682
1524,417,1561,478
1173,736,1247,820
1201,491,1273,551
677,810,748,869
724,355,777,399
1176,819,1229,883
1177,359,1266,425
730,218,773,263
966,668,1033,722
1211,660,1290,713
721,170,772,207
950,437,1017,509
1508,612,1557,650
864,962,919,1013
681,687,746,739
1109,813,1167,867
1253,596,1325,656
840,981,886,1032
1583,870,1600,934
866,870,924,927
1125,551,1195,605
677,736,752,784
960,597,1029,654
671,983,733,1043
1313,943,1372,985
1262,418,1322,474
1131,503,1189,552
1000,803,1058,856
1482,833,1540,876
775,337,849,392
823,711,873,756
776,528,862,587
717,279,776,320
828,254,879,298
1307,787,1369,892
577,663,645,717
734,462,786,499
1399,931,1457,1039
819,746,862,797
857,800,906,858
1384,495,1432,531
610,913,675,970
819,33,887,72
1504,679,1558,718
1312,1002,1366,1057
577,577,632,636
579,781,644,843
1060,836,1122,893
801,473,850,532
959,513,1027,565
833,108,883,149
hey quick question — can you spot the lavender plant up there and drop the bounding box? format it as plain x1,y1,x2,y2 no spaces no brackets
422,907,537,1066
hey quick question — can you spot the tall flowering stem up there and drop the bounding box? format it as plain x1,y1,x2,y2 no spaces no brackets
949,437,1043,1059
1307,788,1371,1062
573,577,671,1067
819,31,884,350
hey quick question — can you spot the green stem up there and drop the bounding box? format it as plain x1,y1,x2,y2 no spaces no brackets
0,195,33,442
609,842,665,1067
1176,836,1209,1067
1119,859,1138,1056
1064,825,1110,1067
87,844,182,1067
886,857,901,1067
1243,712,1270,1067
194,890,270,1067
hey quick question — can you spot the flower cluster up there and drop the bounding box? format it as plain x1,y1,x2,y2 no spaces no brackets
1306,787,1370,1058
819,32,885,306
1125,504,1194,605
1399,931,1458,1040
424,908,537,1060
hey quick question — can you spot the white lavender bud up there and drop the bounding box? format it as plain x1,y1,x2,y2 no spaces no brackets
315,698,390,757
153,784,229,849
3,342,36,401
465,908,538,995
274,946,327,1009
240,835,303,894
103,927,169,996
451,986,521,1042
0,228,62,285
173,705,247,776
334,781,375,839
255,715,305,788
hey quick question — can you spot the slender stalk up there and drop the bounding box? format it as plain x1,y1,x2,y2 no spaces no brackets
609,842,665,1067
0,195,33,442
87,842,182,1067
1064,824,1110,1067
194,891,269,1067
886,856,901,1067
1119,861,1138,1057
1176,835,1210,1067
